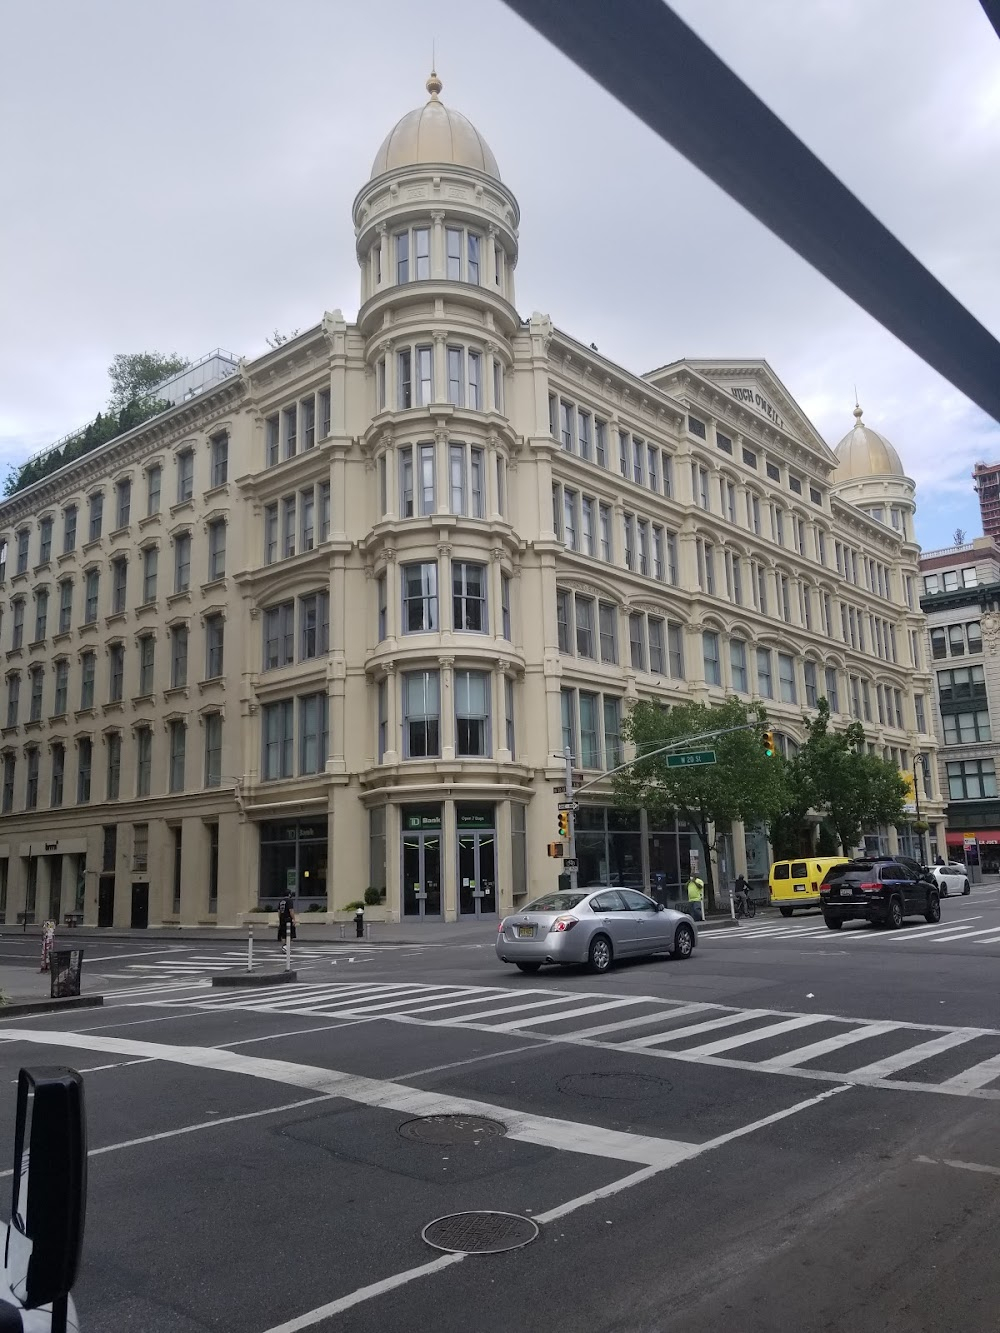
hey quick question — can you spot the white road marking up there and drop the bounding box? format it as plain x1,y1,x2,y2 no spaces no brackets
915,1155,1000,1178
680,1014,826,1057
568,1002,710,1039
259,1082,851,1332
622,1010,771,1049
759,1021,900,1070
848,1029,987,1080
0,1029,695,1167
484,998,648,1032
888,924,993,945
939,1051,1000,1092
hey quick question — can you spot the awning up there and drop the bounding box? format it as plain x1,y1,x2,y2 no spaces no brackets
946,831,1000,844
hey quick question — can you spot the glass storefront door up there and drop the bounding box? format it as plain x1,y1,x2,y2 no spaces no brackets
457,803,496,916
402,804,442,917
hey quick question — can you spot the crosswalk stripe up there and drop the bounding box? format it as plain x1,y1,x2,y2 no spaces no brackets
939,1051,1000,1092
487,998,649,1032
681,1015,826,1057
759,1022,899,1070
847,1029,986,1080
622,1010,771,1050
438,993,605,1024
971,929,1000,943
212,983,446,1013
569,1003,711,1039
393,989,534,1016
888,926,992,945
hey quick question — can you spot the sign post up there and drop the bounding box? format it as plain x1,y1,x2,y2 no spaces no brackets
564,747,578,892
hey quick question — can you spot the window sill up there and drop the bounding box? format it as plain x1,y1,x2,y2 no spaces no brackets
167,590,192,607
204,483,230,501
164,685,190,701
52,631,71,645
0,725,18,738
109,526,131,542
5,648,23,661
170,499,195,518
105,612,127,627
57,551,76,566
10,572,28,588
79,620,98,634
103,701,125,715
201,577,227,595
48,712,67,724
32,561,51,576
28,639,47,653
132,694,156,708
82,539,102,554
198,677,226,694
73,708,95,722
136,600,158,618
138,512,161,529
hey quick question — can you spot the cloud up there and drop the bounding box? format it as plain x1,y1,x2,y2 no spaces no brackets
1,0,997,550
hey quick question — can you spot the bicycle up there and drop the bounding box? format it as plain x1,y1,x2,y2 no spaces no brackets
734,886,756,919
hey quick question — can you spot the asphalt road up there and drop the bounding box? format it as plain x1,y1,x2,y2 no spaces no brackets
1,888,999,1332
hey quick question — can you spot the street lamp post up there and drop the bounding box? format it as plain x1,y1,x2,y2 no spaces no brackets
914,753,928,867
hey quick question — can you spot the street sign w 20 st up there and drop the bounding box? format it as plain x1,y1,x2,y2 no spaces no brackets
666,750,717,768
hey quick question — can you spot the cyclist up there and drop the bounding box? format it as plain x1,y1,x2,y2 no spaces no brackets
734,874,754,919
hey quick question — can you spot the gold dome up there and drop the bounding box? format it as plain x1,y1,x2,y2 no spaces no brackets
832,403,905,481
370,73,501,181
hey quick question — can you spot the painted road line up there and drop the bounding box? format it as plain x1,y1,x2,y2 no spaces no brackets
887,926,992,945
568,1002,711,1040
437,993,616,1025
758,1021,900,1070
394,990,560,1017
836,1029,988,1080
680,1014,826,1057
939,1051,1000,1092
915,1155,1000,1178
487,998,655,1032
0,1029,696,1168
621,1009,771,1049
200,983,441,1011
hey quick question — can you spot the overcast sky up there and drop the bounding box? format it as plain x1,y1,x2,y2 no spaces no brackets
2,0,998,547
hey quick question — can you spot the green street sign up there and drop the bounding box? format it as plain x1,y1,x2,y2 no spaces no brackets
666,750,717,768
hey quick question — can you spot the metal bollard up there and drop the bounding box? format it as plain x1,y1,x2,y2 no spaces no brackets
247,923,254,972
355,908,364,939
339,923,346,941
365,922,372,940
284,930,292,972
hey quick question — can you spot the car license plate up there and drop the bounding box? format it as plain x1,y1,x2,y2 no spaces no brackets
517,925,535,939
839,887,852,897
794,883,806,893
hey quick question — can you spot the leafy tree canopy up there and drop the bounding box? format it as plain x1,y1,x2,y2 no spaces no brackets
107,351,189,413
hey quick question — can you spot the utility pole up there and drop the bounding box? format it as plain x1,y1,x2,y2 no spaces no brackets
914,754,927,866
564,745,578,891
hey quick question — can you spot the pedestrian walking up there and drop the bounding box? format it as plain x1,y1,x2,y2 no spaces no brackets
277,891,297,943
686,871,706,923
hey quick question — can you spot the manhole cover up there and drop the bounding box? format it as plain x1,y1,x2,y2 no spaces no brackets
398,1114,507,1145
422,1211,540,1255
558,1071,671,1100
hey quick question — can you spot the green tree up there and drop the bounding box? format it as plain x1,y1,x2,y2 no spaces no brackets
614,697,788,911
795,699,908,854
108,351,189,413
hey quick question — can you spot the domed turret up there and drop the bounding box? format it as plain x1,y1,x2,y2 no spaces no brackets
830,402,915,540
832,403,904,482
370,73,501,182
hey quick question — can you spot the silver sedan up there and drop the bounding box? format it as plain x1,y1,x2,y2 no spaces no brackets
496,887,698,974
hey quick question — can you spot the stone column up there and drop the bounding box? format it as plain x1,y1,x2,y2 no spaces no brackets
430,211,445,279
378,224,389,289
382,662,400,765
442,795,458,921
433,332,447,404
440,655,455,761
435,429,450,516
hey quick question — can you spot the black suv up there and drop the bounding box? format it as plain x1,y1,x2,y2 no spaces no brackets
820,857,941,930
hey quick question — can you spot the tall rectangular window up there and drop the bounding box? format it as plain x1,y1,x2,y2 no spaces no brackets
560,688,576,760
11,600,23,650
648,617,665,674
264,503,278,564
77,738,92,803
504,676,515,757
556,589,571,654
263,601,295,670
396,230,410,283
448,347,464,406
595,420,608,468
599,504,612,562
578,411,592,461
28,666,43,722
115,478,131,529
399,446,414,517
111,557,127,614
579,692,601,768
599,603,617,664
703,631,721,686
778,653,797,703
629,613,646,671
136,728,152,796
804,660,818,707
262,700,294,780
25,749,39,809
319,481,331,541
58,580,72,633
177,450,194,502
623,514,635,571
204,712,222,788
563,488,578,550
416,346,433,406
403,670,440,758
825,667,840,712
397,349,412,409
468,351,482,410
283,405,297,459
109,642,124,702
756,647,773,698
84,569,99,623
142,546,158,602
80,651,95,709
413,227,430,279
211,432,229,485
603,697,622,769
170,625,188,688
446,227,461,280
730,639,748,692
575,595,595,658
207,521,226,579
377,678,388,762
205,613,224,679
174,533,191,592
138,635,154,695
208,823,219,913
454,669,490,757
300,592,330,660
915,693,926,732
501,574,511,641
88,492,104,542
106,732,121,800
63,504,77,553
265,416,279,468
1,755,13,813
453,562,487,632
402,562,438,632
33,589,48,641
146,464,162,516
417,444,435,516
50,743,64,807
53,659,68,715
16,527,29,574
299,692,329,775
319,388,331,437
39,517,52,563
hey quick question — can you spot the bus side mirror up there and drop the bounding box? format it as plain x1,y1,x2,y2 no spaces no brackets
6,1068,87,1312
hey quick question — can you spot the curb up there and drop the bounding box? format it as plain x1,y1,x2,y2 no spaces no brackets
212,970,298,988
0,995,105,1018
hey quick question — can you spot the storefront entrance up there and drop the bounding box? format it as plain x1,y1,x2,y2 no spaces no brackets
258,820,328,909
402,804,442,917
458,803,496,917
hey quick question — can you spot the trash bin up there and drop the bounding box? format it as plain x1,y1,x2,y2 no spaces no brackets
50,949,84,999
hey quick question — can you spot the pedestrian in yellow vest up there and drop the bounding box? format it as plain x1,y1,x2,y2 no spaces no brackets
686,873,706,922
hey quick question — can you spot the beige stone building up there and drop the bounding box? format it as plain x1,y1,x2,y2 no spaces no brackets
0,75,943,927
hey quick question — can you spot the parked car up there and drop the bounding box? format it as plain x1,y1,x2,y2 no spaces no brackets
929,862,971,897
819,858,940,929
496,888,697,974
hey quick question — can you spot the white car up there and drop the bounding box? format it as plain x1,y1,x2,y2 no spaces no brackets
929,863,970,897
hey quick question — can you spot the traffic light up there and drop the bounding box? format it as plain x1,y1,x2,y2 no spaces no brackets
761,729,775,758
557,811,570,840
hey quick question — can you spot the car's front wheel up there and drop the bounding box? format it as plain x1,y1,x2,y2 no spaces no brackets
515,962,541,974
588,933,613,974
924,893,941,924
886,895,904,929
672,923,695,959
939,883,948,897
824,915,843,930
963,880,971,896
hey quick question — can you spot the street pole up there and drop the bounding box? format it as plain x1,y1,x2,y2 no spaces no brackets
914,755,926,866
247,923,254,973
564,746,578,891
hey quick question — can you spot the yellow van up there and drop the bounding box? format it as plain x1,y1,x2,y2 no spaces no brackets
769,857,848,916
